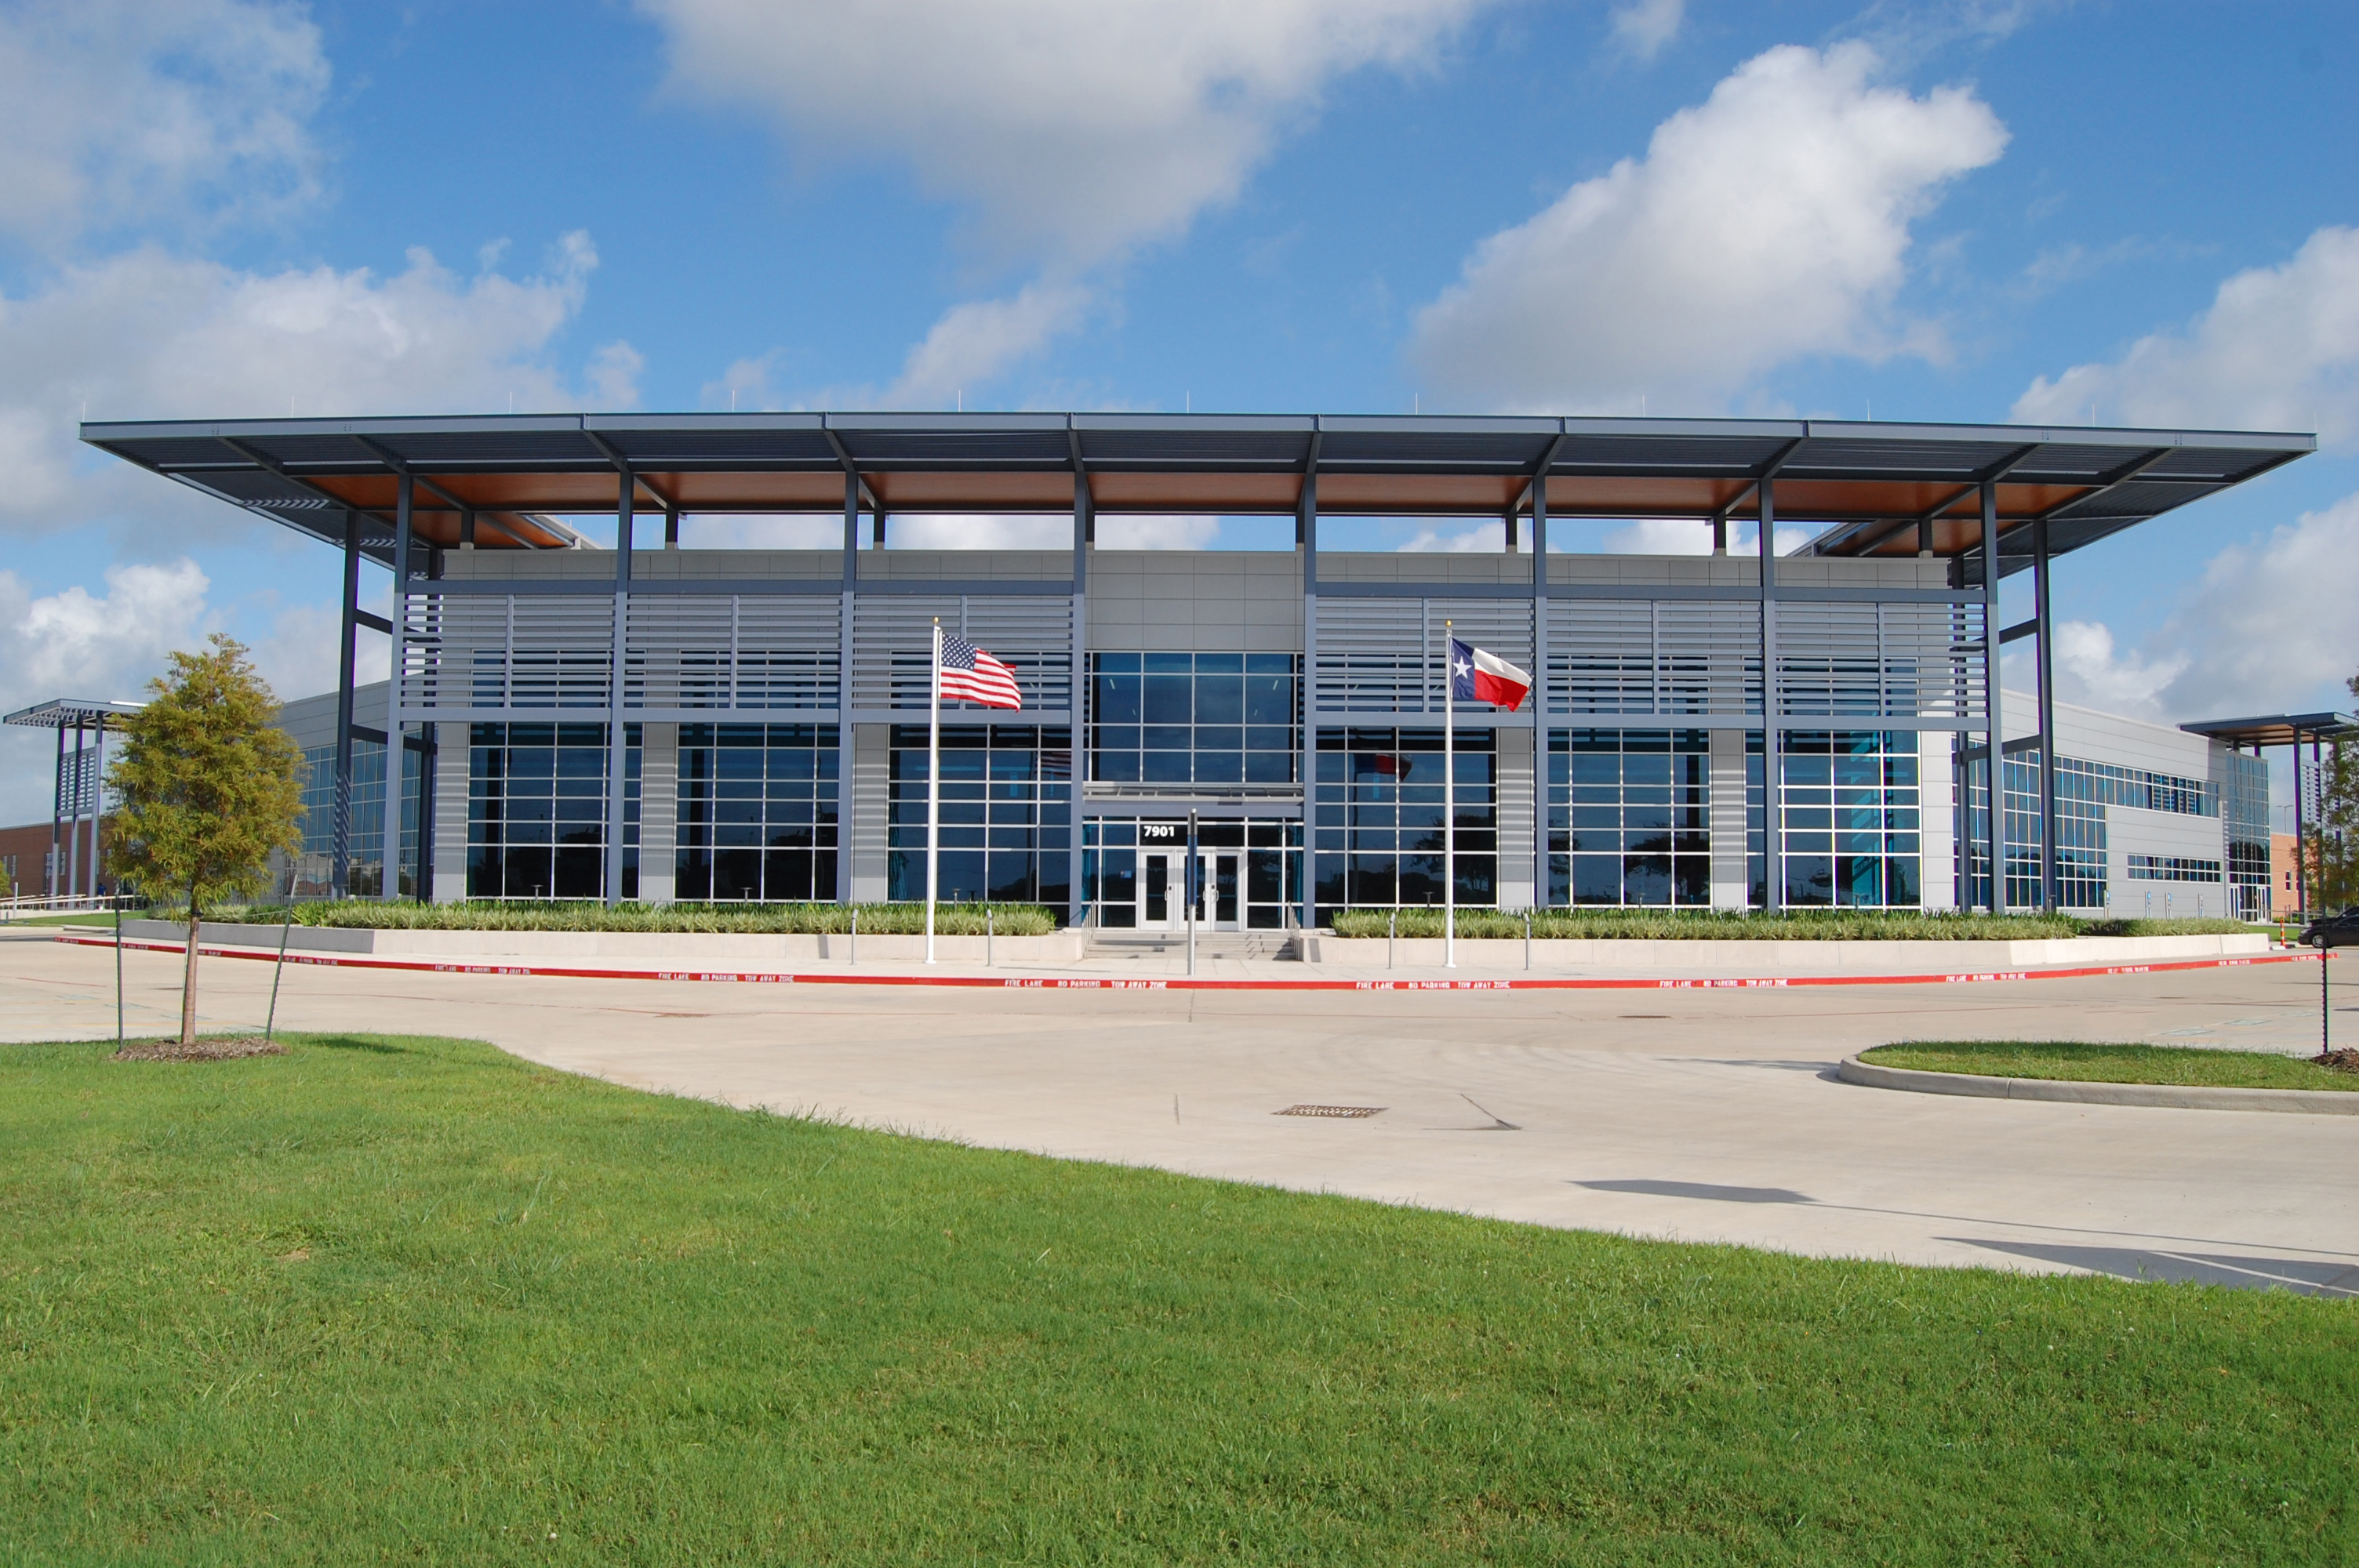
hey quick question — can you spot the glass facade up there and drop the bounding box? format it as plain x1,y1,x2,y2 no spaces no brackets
1779,731,1921,909
887,724,1072,905
1547,728,1712,906
1961,748,2230,913
674,724,838,902
293,737,423,898
1089,653,1299,786
1311,727,1495,920
2220,750,2270,918
467,723,638,899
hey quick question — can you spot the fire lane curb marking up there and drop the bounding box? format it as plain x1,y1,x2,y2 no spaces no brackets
56,935,2319,993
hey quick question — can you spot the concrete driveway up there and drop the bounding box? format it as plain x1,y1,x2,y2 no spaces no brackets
6,930,2354,1294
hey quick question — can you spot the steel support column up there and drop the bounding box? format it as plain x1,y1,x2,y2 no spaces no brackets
48,720,63,898
90,717,107,899
2293,727,2309,919
64,718,82,900
380,476,412,901
1758,481,1782,912
333,510,359,899
837,470,858,904
605,466,634,905
1979,481,2006,913
2033,514,2060,911
1298,432,1320,933
1068,434,1089,927
1530,472,1550,909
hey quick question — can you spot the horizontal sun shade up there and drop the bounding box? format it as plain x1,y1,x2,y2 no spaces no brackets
82,411,2313,578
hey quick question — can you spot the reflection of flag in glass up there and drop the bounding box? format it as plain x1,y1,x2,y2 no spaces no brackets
1356,753,1413,781
938,633,1023,709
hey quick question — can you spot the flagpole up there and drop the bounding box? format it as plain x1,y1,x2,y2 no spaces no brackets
926,618,940,965
1444,618,1456,970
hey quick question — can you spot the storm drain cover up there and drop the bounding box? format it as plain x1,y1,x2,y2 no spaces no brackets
1275,1104,1386,1119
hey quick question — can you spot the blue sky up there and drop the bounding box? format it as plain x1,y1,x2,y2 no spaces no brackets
2,0,2356,821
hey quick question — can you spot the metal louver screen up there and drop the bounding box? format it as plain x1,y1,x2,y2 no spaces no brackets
402,591,618,712
1774,601,1986,723
1314,598,1532,715
850,594,1073,712
627,595,840,710
1547,599,1763,718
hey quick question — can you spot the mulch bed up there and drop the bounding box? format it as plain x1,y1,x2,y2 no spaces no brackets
2312,1048,2359,1075
114,1036,287,1062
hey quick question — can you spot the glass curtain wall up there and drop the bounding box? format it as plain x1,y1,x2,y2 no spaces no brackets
2221,750,2270,918
1089,654,1299,786
1310,727,1495,922
1961,750,2220,912
467,723,638,899
888,724,1073,905
1779,731,1921,908
674,723,838,901
1547,728,1712,906
293,738,423,898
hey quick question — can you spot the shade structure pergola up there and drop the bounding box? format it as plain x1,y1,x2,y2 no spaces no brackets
78,411,2316,916
81,412,2313,576
2183,712,2358,920
3,698,144,903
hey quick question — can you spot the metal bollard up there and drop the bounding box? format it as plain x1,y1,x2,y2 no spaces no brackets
987,906,994,967
1388,909,1396,969
1525,909,1532,971
849,906,856,965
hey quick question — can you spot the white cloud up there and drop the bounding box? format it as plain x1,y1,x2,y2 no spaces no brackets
0,558,207,818
1408,43,2006,413
1609,0,1684,60
2012,226,2359,448
650,0,1489,405
645,0,1485,267
0,235,638,535
1597,518,1816,555
2025,492,2359,722
1401,521,1505,552
0,0,329,250
0,557,394,820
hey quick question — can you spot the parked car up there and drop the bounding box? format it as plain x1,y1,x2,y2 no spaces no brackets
2299,907,2359,949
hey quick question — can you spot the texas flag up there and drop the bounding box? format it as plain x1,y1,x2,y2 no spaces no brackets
1449,637,1531,711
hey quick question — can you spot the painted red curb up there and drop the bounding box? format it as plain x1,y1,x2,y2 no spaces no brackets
56,933,2324,993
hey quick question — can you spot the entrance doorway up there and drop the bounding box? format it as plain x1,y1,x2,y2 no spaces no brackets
1136,850,1241,931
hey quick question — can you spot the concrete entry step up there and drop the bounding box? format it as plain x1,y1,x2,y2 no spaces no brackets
1086,930,1305,963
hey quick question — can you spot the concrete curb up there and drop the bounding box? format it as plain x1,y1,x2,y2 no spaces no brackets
1837,1054,2359,1115
57,931,2323,994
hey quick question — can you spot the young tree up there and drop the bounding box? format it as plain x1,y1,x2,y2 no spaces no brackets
106,636,305,1047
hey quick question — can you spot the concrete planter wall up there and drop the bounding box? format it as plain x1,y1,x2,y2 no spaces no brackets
1300,932,2271,970
123,919,1089,967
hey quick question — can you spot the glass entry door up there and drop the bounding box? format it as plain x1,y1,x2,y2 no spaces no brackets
1136,850,1241,931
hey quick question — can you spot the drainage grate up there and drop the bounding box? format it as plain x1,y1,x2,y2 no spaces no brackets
1275,1104,1386,1119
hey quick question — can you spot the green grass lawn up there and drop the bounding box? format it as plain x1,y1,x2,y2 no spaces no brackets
4,1036,2354,1564
1863,1040,2359,1092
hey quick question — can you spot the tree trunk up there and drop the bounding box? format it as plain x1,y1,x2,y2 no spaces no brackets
180,891,202,1047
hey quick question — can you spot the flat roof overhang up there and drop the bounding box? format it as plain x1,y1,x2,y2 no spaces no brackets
4,698,146,729
80,411,2314,579
2182,712,2358,748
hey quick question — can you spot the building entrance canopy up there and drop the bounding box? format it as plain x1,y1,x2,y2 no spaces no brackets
81,412,2313,583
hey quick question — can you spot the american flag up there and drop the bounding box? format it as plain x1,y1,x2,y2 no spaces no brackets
938,631,1023,710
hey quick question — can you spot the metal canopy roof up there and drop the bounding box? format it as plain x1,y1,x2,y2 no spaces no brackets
4,698,145,729
2181,712,2358,748
81,411,2313,579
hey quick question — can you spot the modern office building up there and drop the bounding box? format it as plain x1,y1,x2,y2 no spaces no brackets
82,412,2314,927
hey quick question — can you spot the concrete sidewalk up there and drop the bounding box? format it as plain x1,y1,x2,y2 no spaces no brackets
5,931,2354,1294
